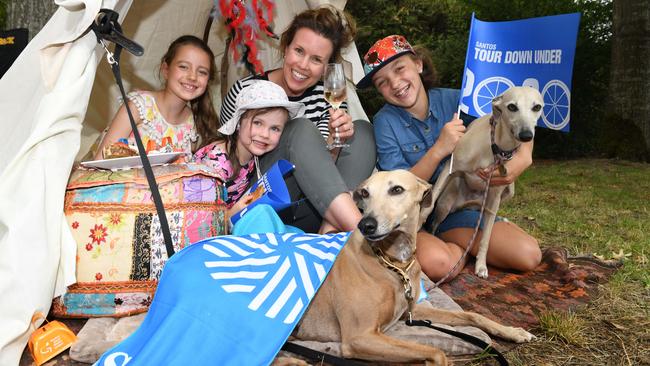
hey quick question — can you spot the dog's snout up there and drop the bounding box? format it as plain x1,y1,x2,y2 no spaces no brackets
518,130,534,142
358,217,378,235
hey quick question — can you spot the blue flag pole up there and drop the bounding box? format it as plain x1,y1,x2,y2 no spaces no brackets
451,13,477,175
457,13,476,116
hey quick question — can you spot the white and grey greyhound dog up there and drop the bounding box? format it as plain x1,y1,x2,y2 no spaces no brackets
428,86,544,278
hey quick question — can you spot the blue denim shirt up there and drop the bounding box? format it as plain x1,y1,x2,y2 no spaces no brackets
373,88,463,183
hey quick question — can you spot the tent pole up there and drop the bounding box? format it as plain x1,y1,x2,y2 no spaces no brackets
220,37,232,100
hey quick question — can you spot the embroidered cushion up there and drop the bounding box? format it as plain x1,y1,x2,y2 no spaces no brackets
51,163,226,318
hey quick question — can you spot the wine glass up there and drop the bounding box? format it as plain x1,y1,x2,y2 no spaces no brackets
323,63,349,149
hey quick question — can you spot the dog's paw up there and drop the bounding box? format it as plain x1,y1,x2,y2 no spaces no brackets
505,327,536,343
475,264,489,278
424,352,448,366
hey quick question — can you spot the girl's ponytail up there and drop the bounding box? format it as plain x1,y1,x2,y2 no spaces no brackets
193,87,220,148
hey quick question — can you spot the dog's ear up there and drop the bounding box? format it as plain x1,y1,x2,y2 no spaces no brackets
352,189,362,204
352,187,367,213
415,176,434,225
492,95,504,119
420,187,433,209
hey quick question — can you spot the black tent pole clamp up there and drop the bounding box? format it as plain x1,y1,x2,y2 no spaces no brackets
89,9,175,259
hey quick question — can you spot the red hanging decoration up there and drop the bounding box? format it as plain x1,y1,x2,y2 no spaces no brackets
214,0,278,75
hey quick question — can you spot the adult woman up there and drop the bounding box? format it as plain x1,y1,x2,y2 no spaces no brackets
221,6,375,233
358,35,541,281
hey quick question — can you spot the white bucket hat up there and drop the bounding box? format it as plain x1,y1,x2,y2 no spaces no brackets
218,80,306,135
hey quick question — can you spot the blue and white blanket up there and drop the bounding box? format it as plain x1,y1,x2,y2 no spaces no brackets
95,232,350,366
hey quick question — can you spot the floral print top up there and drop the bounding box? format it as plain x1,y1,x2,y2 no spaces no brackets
193,141,256,208
124,90,199,158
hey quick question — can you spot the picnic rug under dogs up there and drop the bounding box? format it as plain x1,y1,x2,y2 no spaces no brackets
438,247,621,333
20,247,619,365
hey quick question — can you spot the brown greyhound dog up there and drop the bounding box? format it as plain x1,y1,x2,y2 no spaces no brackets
284,170,534,365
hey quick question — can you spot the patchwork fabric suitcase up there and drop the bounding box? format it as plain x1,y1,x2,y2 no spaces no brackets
51,163,227,317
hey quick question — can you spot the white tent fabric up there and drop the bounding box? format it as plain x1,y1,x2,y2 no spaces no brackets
0,0,366,364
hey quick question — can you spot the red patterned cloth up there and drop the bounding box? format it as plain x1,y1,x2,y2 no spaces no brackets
439,247,621,331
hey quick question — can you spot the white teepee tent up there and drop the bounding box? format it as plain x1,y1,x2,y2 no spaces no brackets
0,1,367,363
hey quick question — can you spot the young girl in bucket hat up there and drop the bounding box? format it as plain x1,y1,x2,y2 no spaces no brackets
358,35,541,282
194,80,305,217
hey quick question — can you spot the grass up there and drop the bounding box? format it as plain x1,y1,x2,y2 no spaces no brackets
486,159,650,365
537,310,587,346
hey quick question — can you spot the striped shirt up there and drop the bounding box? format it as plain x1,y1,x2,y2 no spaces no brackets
220,72,348,139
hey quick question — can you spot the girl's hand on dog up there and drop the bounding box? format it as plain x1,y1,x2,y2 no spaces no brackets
477,141,533,186
477,162,525,186
434,113,465,158
477,166,515,186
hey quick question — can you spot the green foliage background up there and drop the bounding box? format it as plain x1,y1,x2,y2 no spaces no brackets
347,0,614,159
0,0,6,29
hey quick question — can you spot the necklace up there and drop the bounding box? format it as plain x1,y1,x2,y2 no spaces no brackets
254,156,262,179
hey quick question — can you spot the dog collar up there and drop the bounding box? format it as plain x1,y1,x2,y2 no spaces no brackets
489,116,518,165
368,245,416,305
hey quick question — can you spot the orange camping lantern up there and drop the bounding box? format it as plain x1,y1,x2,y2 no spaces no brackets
28,312,77,365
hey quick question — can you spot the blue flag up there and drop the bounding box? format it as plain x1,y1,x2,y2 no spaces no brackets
230,159,295,226
94,232,350,366
459,13,580,132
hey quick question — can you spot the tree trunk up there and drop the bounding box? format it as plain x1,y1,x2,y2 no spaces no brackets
6,0,58,41
609,0,650,157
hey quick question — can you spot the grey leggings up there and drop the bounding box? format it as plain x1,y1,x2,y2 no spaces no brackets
259,118,376,232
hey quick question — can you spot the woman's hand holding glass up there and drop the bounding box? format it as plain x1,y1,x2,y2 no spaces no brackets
328,108,354,143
